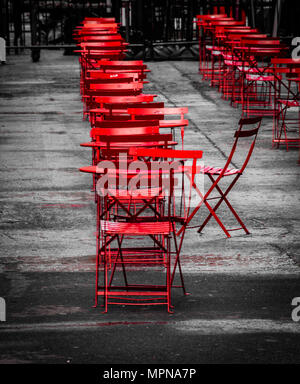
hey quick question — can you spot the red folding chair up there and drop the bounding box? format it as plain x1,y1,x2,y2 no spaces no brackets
179,116,262,238
81,132,174,286
98,219,174,313
95,148,203,313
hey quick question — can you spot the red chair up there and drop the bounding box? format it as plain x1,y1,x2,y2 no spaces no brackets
88,81,143,95
77,34,125,43
97,219,174,313
94,148,203,313
181,116,262,238
81,130,173,278
80,41,128,48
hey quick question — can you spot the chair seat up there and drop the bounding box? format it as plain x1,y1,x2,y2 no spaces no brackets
278,99,300,107
246,74,275,81
99,186,164,199
201,165,241,176
184,164,241,176
100,220,172,235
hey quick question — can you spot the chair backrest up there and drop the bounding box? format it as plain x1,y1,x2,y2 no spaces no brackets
86,73,139,86
93,94,156,106
87,82,143,96
129,148,203,160
77,27,119,35
103,102,165,111
99,133,173,151
95,102,165,121
96,60,148,73
98,59,145,66
77,23,118,29
81,17,116,23
100,133,173,144
87,72,138,80
227,33,267,41
224,28,258,34
75,29,119,37
79,35,124,42
91,120,160,137
240,38,281,47
200,17,235,26
98,134,178,177
127,107,188,119
196,14,228,20
210,21,245,27
88,69,148,81
81,41,128,49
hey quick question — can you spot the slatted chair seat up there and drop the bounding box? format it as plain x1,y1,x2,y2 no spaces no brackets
204,166,242,176
100,220,172,235
97,187,164,200
159,119,189,128
182,117,262,238
277,99,300,107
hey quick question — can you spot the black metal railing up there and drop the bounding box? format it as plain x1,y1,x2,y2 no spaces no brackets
1,0,298,61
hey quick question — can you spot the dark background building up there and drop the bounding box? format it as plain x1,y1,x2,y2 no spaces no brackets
0,0,299,60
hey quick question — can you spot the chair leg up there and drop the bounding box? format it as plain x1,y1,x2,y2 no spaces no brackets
200,198,232,237
93,246,100,308
117,235,129,288
170,228,188,295
197,174,249,237
167,236,173,314
103,257,108,314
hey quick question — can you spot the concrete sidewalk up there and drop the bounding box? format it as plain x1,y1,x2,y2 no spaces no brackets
0,51,299,364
